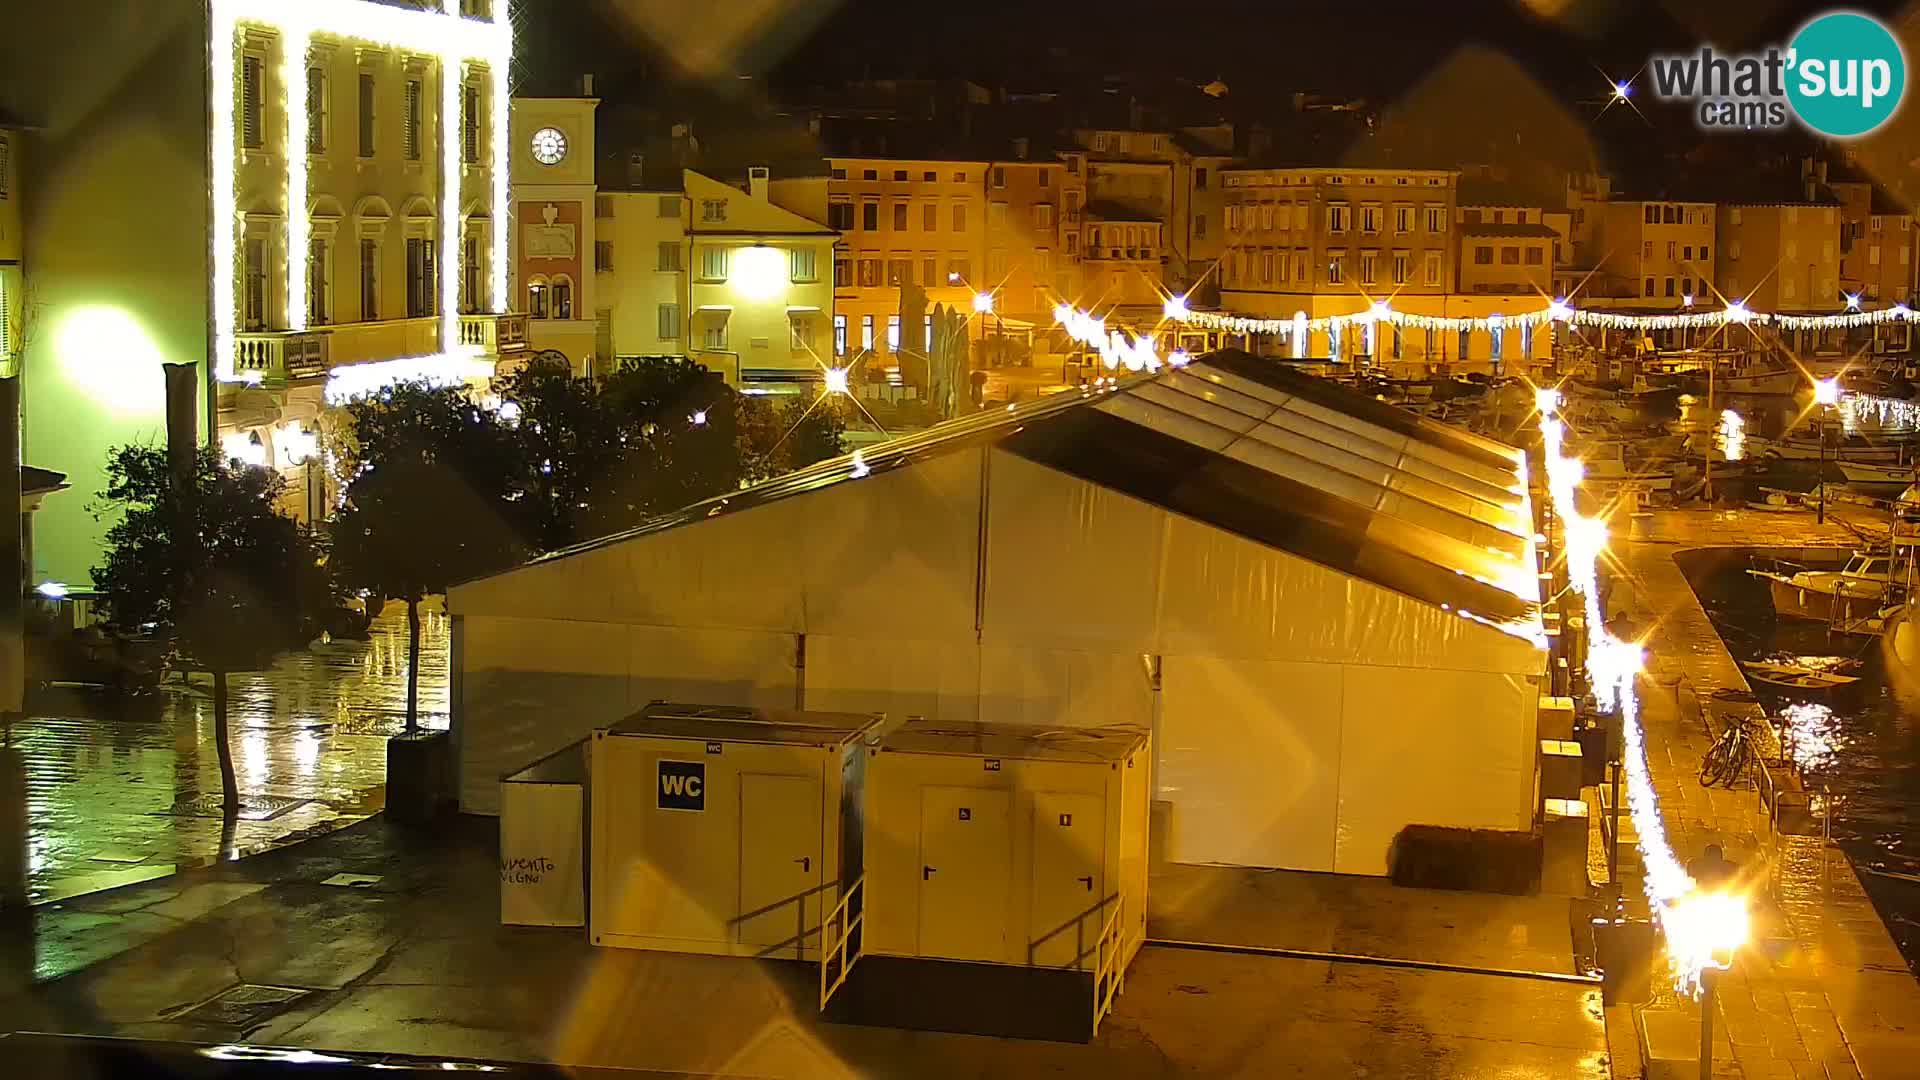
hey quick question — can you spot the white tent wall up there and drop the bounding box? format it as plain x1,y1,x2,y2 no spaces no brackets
450,449,989,813
1333,667,1538,875
458,618,797,813
1152,511,1544,872
1158,655,1345,871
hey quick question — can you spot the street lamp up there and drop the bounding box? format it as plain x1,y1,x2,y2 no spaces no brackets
1814,377,1840,524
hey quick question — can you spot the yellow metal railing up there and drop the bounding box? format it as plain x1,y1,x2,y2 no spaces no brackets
818,875,865,1011
1091,897,1126,1036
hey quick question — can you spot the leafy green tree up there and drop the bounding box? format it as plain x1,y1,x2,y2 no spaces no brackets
92,446,329,812
329,383,528,732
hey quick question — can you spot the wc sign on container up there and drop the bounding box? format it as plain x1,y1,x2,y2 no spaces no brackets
658,760,706,811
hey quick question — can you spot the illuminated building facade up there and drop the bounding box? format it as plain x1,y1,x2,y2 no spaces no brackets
682,169,838,390
0,0,518,584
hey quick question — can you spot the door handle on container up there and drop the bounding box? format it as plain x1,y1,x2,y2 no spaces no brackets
923,865,937,880
795,856,811,873
1078,875,1093,891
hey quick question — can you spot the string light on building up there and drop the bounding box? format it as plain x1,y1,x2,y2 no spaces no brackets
210,0,513,383
1168,293,1915,339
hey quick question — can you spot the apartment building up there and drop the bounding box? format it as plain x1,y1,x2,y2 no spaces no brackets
1830,170,1915,307
814,156,989,368
1715,192,1841,315
684,169,837,388
0,0,521,584
1456,179,1566,299
597,185,688,364
1068,126,1225,295
1592,199,1717,309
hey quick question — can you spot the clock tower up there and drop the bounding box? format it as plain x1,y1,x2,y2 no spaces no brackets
509,88,599,373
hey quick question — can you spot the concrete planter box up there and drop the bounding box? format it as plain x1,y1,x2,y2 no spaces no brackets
387,730,452,826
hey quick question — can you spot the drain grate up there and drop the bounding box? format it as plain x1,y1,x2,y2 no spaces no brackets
177,984,311,1027
164,793,309,821
319,873,383,888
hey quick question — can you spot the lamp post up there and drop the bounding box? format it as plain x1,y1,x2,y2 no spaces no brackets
1814,377,1840,524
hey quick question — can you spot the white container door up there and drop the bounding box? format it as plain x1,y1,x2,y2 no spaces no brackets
916,786,1011,962
1028,792,1106,968
737,774,823,956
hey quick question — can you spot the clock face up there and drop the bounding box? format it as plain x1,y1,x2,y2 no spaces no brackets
530,127,568,166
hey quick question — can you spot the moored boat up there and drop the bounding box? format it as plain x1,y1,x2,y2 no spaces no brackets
1749,550,1902,622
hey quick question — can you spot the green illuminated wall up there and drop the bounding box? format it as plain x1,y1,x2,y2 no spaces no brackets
1,1,211,587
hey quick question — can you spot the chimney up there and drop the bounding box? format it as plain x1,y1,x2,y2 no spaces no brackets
581,73,595,97
1013,136,1029,161
627,151,645,188
748,165,769,201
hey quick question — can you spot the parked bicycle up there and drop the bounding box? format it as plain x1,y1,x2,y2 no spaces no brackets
1699,717,1758,788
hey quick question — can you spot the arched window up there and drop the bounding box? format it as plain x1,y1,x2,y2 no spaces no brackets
527,275,549,319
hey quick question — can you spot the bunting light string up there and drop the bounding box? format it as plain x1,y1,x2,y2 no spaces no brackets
1054,304,1173,371
1172,297,1915,339
1537,389,1750,997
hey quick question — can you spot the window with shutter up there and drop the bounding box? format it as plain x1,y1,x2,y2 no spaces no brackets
358,73,375,157
403,79,422,160
242,55,264,149
309,239,329,325
307,68,326,153
657,303,680,340
0,134,10,200
406,238,436,317
462,235,481,311
244,238,267,329
360,239,378,319
462,84,480,163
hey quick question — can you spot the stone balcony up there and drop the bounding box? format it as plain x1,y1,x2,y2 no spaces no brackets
233,313,528,385
458,312,529,355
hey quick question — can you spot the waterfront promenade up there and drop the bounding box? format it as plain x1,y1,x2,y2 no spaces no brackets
1618,506,1920,1077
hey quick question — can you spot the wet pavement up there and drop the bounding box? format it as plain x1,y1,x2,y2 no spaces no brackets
6,817,1609,1078
11,603,448,906
1617,507,1920,1077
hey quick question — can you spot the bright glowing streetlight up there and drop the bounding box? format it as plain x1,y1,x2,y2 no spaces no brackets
822,367,850,395
1163,294,1190,320
1613,81,1631,100
972,292,995,314
729,245,788,301
1813,377,1841,406
1846,293,1862,310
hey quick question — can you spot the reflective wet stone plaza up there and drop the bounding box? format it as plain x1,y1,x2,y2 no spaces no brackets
13,606,447,904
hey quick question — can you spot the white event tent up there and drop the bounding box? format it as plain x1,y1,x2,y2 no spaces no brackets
448,350,1548,875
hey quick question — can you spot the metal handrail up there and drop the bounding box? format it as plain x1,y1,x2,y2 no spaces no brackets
818,875,865,1011
1091,897,1126,1036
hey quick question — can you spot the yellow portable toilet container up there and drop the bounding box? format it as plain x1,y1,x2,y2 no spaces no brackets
590,702,886,960
820,720,1151,1042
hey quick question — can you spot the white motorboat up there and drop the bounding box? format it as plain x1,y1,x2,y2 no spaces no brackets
1752,436,1910,463
1750,551,1903,622
1574,439,1675,491
1836,460,1919,486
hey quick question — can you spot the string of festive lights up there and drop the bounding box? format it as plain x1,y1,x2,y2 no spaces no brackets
1536,388,1748,997
211,0,512,384
1053,304,1185,371
1173,295,1911,340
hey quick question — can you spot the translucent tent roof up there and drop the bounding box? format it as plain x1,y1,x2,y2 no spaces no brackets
513,350,1540,632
